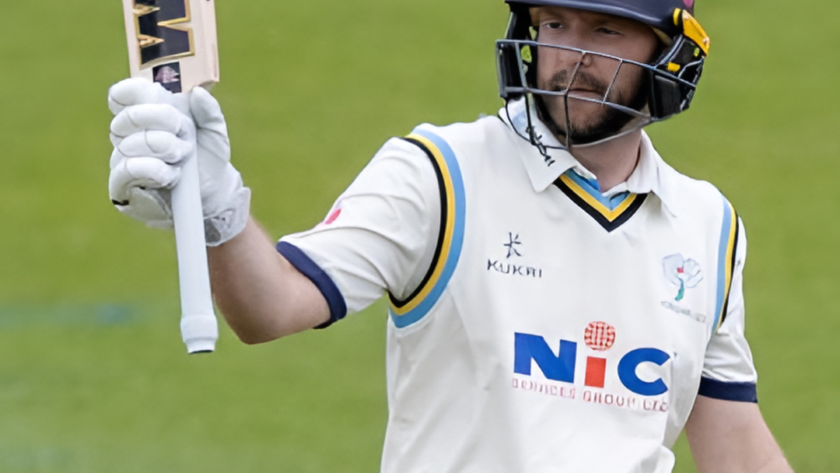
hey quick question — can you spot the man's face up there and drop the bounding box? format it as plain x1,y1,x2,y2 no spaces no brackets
532,6,659,143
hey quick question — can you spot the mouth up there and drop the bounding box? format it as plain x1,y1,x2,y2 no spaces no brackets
552,86,603,97
568,88,603,96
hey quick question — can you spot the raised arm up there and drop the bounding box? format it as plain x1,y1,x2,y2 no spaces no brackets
107,78,330,343
208,218,330,343
208,135,443,342
108,79,441,345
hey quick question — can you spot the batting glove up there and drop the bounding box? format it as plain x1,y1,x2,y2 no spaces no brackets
107,78,250,246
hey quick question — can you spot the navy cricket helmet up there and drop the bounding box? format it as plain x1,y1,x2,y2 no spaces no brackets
497,0,711,148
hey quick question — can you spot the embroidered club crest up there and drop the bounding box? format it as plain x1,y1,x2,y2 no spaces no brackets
663,254,703,301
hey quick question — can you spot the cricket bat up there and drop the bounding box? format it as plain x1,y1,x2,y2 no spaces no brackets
121,0,220,354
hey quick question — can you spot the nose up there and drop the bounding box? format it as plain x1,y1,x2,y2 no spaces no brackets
538,24,597,71
540,44,594,75
560,48,594,69
540,47,594,83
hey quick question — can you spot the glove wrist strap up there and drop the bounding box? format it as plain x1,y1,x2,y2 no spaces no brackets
204,187,251,246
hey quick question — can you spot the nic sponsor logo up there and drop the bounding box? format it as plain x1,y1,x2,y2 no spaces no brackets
511,322,671,412
487,233,544,279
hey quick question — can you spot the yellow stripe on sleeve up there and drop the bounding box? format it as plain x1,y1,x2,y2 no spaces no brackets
717,201,739,330
389,133,457,316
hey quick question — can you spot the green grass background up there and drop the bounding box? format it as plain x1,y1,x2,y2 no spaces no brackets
0,0,837,471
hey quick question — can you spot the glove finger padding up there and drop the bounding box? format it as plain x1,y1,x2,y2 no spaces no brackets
109,152,180,228
110,103,193,143
109,154,181,202
115,131,194,164
113,187,174,229
108,78,190,116
190,87,228,138
191,87,232,167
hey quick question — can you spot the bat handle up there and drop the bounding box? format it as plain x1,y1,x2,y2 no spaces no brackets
172,141,218,354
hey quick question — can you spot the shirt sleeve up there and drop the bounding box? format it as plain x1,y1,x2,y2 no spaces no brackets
278,137,441,327
699,217,759,402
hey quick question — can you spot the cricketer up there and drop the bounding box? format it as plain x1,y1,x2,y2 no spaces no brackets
106,0,794,471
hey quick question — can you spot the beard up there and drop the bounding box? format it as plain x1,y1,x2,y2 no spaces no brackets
535,68,649,146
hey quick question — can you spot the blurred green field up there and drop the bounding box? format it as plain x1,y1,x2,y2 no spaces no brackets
0,0,838,471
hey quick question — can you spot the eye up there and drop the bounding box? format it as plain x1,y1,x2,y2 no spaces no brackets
596,27,621,35
543,21,563,30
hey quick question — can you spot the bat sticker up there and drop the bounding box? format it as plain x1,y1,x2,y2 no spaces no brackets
153,62,183,92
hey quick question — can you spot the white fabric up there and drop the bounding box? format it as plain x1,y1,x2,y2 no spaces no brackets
107,78,250,246
279,111,757,472
702,219,758,384
281,138,440,313
283,102,679,313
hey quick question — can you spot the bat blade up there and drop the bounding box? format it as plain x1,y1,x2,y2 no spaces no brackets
122,0,219,92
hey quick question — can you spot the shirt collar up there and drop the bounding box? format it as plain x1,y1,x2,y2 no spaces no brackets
499,98,679,216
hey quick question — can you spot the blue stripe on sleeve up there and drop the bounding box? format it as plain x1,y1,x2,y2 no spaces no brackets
276,241,347,329
389,128,466,329
712,196,734,331
698,377,758,403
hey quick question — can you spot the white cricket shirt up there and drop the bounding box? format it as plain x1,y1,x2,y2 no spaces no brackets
278,98,758,472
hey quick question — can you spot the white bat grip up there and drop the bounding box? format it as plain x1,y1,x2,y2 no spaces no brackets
172,143,218,354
